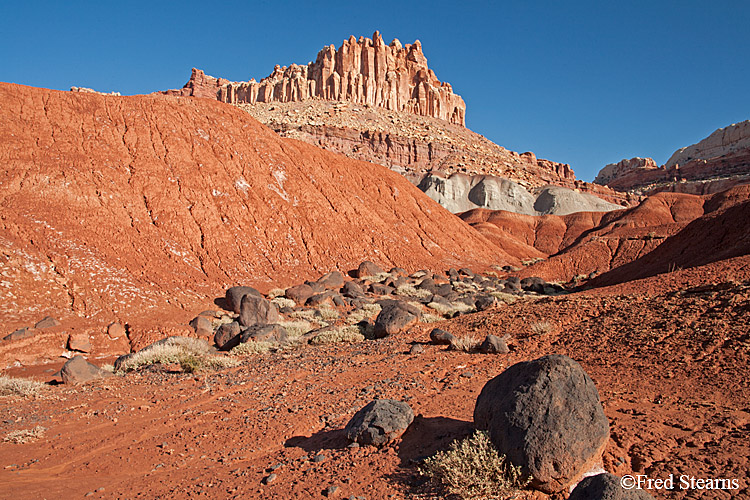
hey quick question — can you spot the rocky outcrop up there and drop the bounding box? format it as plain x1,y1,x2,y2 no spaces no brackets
164,31,466,126
594,121,750,194
666,121,750,168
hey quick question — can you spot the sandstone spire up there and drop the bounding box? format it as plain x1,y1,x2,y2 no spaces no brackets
164,32,467,126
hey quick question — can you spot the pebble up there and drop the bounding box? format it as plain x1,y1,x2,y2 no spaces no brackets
263,473,277,484
313,453,327,463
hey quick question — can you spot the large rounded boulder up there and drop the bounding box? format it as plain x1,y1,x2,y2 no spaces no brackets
344,399,414,446
569,473,655,500
474,354,609,493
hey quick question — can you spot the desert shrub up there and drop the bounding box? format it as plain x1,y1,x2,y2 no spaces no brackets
421,430,531,500
116,337,237,373
4,426,46,444
521,257,545,266
420,313,445,324
271,297,296,309
427,301,475,318
365,272,392,283
530,321,553,336
489,291,518,304
346,303,382,324
309,326,365,345
230,341,276,355
0,375,46,397
449,335,481,352
290,309,322,322
267,288,287,299
395,284,432,299
278,319,314,338
318,305,340,322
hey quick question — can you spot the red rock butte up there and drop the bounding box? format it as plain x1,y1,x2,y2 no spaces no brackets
163,31,467,126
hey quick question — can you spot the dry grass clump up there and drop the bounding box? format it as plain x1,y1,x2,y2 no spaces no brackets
420,313,445,324
449,335,481,352
395,284,433,299
365,272,392,283
489,291,518,304
427,301,475,318
290,309,324,323
4,426,46,444
271,297,296,309
116,337,237,373
230,341,276,355
421,430,531,500
530,321,554,336
0,375,46,397
309,326,365,345
318,305,340,322
346,303,382,324
267,288,287,299
278,319,314,338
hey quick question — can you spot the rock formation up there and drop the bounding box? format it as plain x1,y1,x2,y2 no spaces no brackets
594,121,750,195
163,31,466,126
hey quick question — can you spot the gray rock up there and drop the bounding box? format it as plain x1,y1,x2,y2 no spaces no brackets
61,355,110,384
478,334,509,354
342,281,364,298
226,286,262,313
429,328,455,345
285,283,315,304
475,294,497,311
345,399,414,446
369,283,394,296
474,354,610,493
569,473,655,500
356,261,384,278
239,295,279,327
34,316,61,329
189,315,214,337
373,303,417,338
307,291,337,307
214,321,242,350
3,327,37,341
317,271,345,290
520,277,547,294
240,324,288,343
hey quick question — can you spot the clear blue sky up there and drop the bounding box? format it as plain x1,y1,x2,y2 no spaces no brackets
2,1,748,181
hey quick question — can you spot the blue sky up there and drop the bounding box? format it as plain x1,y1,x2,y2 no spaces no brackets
2,1,748,181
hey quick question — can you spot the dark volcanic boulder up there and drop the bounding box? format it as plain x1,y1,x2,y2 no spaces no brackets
317,271,345,290
569,473,655,500
342,280,364,298
214,321,242,350
344,399,414,446
189,315,214,337
478,334,509,354
240,324,288,343
239,295,279,327
520,277,547,294
429,328,455,345
61,355,110,384
474,354,609,493
373,303,417,338
226,286,262,313
356,261,384,278
285,283,315,304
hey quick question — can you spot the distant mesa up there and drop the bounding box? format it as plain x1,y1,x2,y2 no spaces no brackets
594,120,750,195
162,31,466,126
70,86,121,96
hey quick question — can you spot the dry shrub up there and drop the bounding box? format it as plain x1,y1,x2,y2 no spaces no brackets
420,313,445,324
230,341,276,355
427,301,475,318
267,288,287,299
309,325,364,345
421,430,531,500
395,284,433,299
489,291,518,304
530,321,553,336
278,319,314,338
4,426,46,444
365,272,392,283
318,305,340,322
116,337,237,373
0,375,46,397
449,335,481,352
346,303,382,324
271,297,296,309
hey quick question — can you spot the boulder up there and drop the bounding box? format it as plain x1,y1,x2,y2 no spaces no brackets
373,303,418,338
520,276,547,294
369,283,394,296
474,354,610,493
34,316,61,329
317,271,345,290
3,327,37,341
342,281,364,298
344,399,414,446
429,328,455,345
475,294,497,311
306,291,337,307
67,333,92,353
285,283,315,304
240,324,289,343
478,334,509,354
569,473,655,500
239,295,279,327
189,315,214,337
214,321,242,350
107,322,126,339
226,285,262,313
356,260,384,278
61,356,110,384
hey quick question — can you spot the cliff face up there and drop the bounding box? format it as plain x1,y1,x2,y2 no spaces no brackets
666,121,750,168
164,31,466,126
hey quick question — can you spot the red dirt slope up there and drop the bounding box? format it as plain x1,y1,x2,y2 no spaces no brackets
0,82,503,329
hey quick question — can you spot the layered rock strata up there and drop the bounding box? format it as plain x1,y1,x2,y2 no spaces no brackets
163,31,466,126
